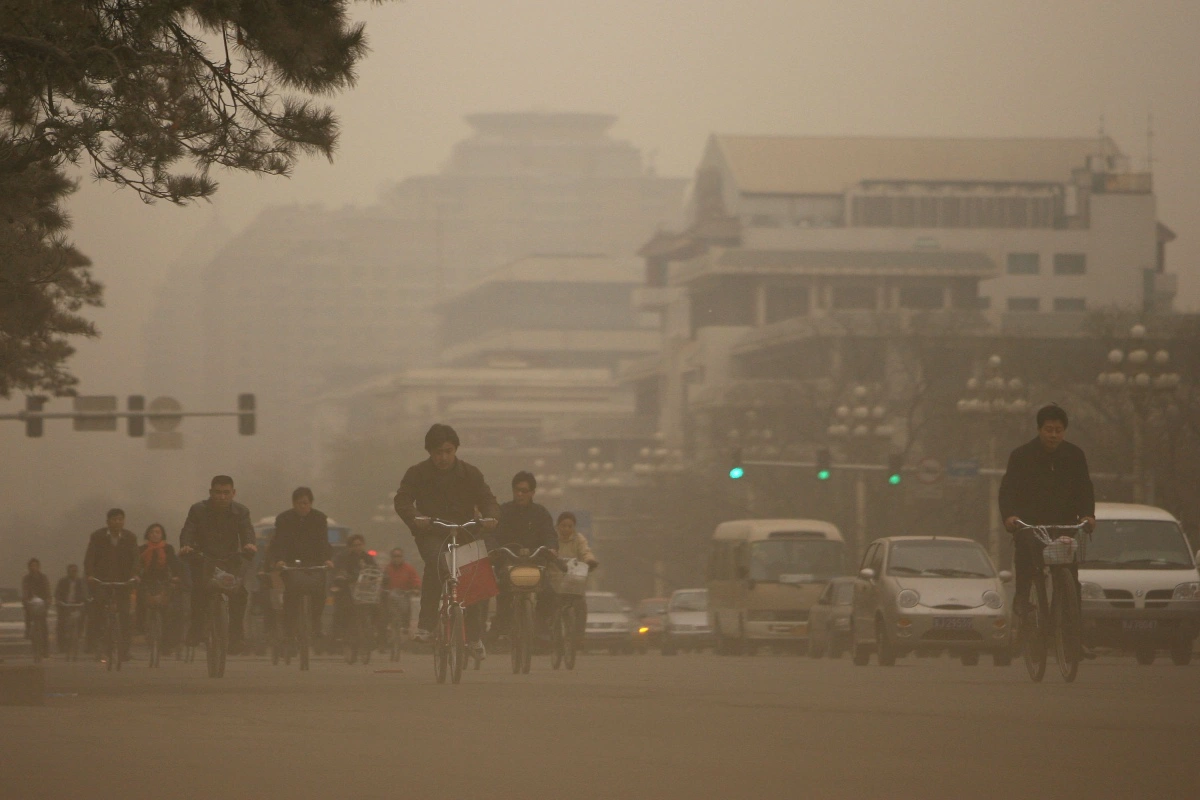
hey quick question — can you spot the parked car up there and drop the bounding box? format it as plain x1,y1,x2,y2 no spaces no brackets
851,536,1013,667
808,577,855,658
634,597,668,653
0,602,32,660
584,592,635,654
662,589,711,655
1079,502,1200,665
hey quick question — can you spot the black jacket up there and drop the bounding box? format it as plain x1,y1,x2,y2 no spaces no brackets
180,499,255,557
268,508,332,567
494,501,557,553
998,438,1095,526
55,575,88,605
393,458,501,531
84,529,140,582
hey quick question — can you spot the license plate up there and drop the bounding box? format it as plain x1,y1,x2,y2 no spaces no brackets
932,617,974,630
1122,620,1157,632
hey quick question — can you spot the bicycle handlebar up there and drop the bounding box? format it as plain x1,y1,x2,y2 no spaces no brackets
1011,520,1090,546
493,545,556,561
279,563,331,571
424,518,494,530
89,578,138,586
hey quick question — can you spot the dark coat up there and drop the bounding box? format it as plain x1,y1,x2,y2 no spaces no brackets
494,501,557,553
393,458,501,531
83,529,140,582
137,542,183,583
268,508,332,567
179,499,255,557
998,438,1095,526
55,575,89,605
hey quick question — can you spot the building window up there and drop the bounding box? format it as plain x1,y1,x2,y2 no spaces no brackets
1006,253,1040,275
898,284,945,310
1007,297,1040,312
1053,253,1087,275
765,285,810,323
831,285,878,311
1053,297,1087,312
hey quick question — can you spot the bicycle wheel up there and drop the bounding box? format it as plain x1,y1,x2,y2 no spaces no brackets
1053,571,1081,683
450,605,465,685
433,608,449,684
520,600,534,674
510,598,524,674
148,609,162,668
208,594,228,678
299,596,311,671
359,611,373,666
550,609,564,670
563,606,577,671
1022,579,1047,683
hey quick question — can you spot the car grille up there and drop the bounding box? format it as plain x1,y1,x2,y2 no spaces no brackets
920,629,983,642
747,610,808,622
931,604,972,610
1144,589,1173,609
1104,589,1134,609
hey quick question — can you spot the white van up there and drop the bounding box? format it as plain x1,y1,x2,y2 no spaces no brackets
1080,503,1200,665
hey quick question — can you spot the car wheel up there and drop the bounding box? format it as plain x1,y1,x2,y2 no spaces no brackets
876,618,896,667
1135,645,1156,665
960,651,980,667
852,625,871,666
808,637,824,659
1170,638,1193,666
993,650,1012,667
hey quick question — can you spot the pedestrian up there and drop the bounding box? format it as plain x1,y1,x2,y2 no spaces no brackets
54,564,88,653
21,558,51,653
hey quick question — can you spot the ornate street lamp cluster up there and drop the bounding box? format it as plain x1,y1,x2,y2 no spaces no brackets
956,355,1030,418
828,385,895,442
1096,324,1181,392
532,457,566,497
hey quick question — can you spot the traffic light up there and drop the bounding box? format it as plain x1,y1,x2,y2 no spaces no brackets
728,447,745,480
24,396,45,437
815,448,832,481
238,393,256,435
886,453,904,485
127,395,145,437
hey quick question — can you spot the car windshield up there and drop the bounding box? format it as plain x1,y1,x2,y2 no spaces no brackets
887,541,995,578
1081,520,1195,570
0,605,24,623
670,591,707,612
749,539,845,582
833,582,854,605
587,595,627,614
639,600,667,616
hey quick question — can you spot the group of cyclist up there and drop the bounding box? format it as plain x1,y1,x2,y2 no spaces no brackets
20,422,598,665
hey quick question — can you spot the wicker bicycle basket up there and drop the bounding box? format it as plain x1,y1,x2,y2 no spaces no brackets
1040,536,1079,566
549,558,589,596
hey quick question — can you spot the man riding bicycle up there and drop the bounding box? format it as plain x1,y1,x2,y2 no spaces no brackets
998,404,1095,646
179,476,257,652
393,423,499,662
269,487,334,646
83,509,140,660
489,471,558,643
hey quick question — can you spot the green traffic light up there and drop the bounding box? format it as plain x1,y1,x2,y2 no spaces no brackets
729,466,745,480
888,474,902,485
817,469,831,481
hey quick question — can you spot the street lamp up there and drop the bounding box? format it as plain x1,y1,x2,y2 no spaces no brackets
957,354,1028,561
827,384,895,561
1096,324,1181,503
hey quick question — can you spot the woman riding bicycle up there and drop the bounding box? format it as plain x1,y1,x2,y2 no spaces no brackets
137,523,182,650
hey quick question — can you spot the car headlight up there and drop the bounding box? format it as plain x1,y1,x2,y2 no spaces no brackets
1079,581,1106,601
982,590,1004,609
1173,582,1200,600
897,589,919,609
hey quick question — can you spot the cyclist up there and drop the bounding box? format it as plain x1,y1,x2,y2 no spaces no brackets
382,547,421,642
84,508,140,660
489,471,557,643
393,423,499,662
999,404,1096,652
332,533,377,654
269,487,334,646
21,558,51,655
551,511,599,645
54,564,88,653
137,523,182,640
179,476,257,653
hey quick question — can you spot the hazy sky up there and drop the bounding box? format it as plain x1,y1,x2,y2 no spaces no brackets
3,0,1199,577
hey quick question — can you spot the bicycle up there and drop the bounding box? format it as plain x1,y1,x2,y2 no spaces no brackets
187,550,248,679
386,589,417,663
90,579,137,671
342,567,382,666
281,562,330,671
58,602,86,662
141,580,172,668
494,545,558,675
1012,521,1090,683
548,558,590,671
427,518,493,685
25,598,49,664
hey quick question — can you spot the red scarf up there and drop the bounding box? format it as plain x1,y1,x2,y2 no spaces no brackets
141,540,167,571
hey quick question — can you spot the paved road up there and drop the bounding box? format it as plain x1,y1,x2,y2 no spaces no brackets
2,650,1197,799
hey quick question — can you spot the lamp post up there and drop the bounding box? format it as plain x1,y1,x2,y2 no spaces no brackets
1096,324,1181,504
956,354,1029,562
827,384,896,562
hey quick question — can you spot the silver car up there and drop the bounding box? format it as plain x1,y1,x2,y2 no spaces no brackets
661,589,711,655
851,537,1013,667
808,577,855,658
584,592,635,654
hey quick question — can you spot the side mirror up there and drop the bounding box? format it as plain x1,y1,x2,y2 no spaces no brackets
859,568,876,581
1195,550,1200,567
998,570,1014,583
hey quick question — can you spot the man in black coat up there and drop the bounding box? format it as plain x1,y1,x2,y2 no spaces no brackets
83,509,140,659
489,470,558,641
269,487,333,642
999,404,1096,614
54,564,88,652
179,475,257,651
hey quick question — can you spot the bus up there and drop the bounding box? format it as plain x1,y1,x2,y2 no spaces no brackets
706,519,848,654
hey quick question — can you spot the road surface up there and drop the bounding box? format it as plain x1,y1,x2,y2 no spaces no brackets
2,649,1196,799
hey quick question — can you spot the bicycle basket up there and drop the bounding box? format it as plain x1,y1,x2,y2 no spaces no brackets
507,565,543,589
283,569,327,595
549,559,589,596
352,567,383,605
210,568,241,594
1041,536,1079,565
